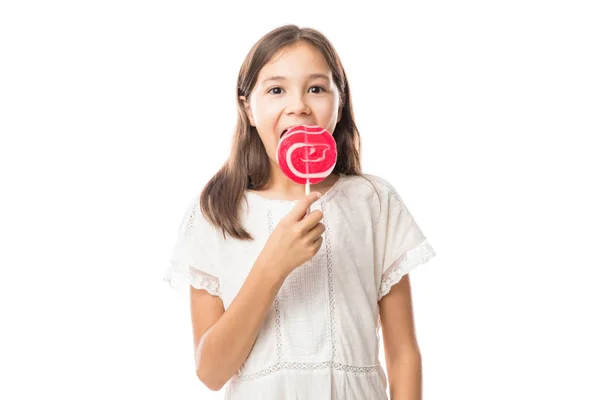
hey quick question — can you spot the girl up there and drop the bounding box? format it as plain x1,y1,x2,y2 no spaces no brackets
164,24,436,400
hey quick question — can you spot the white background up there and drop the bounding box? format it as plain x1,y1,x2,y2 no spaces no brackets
1,0,599,399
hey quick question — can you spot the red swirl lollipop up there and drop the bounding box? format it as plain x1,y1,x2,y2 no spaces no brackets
276,124,337,194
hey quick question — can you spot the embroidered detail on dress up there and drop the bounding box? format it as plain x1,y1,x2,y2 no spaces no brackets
321,201,337,361
378,240,436,300
232,361,381,381
267,207,283,363
184,198,198,237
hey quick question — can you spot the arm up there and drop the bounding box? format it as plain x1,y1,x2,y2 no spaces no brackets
191,258,286,391
379,274,422,400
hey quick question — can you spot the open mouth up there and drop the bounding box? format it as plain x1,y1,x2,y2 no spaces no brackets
280,128,290,138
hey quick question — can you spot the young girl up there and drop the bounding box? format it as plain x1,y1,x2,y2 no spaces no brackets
164,24,436,400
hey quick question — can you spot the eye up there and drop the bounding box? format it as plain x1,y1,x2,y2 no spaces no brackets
267,86,326,95
267,87,283,95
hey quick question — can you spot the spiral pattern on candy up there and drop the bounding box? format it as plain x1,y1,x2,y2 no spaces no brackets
276,124,337,185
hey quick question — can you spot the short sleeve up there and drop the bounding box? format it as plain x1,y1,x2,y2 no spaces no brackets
376,180,436,301
162,194,222,298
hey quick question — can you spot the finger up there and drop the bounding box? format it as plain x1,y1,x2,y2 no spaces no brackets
298,209,323,233
311,236,324,251
306,222,326,242
288,192,322,221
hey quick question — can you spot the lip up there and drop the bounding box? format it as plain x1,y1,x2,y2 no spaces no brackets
280,124,309,138
280,127,293,138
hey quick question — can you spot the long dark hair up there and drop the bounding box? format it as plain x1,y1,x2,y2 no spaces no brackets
201,24,364,240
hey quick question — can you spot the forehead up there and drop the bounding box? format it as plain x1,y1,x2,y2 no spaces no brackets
257,42,332,82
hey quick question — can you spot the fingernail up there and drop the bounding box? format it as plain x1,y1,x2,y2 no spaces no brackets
316,192,322,197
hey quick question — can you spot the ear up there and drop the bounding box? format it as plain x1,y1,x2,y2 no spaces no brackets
239,96,256,127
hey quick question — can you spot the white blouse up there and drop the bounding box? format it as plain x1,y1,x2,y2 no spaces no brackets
164,173,436,399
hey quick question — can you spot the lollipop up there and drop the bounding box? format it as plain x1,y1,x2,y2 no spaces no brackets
276,124,337,198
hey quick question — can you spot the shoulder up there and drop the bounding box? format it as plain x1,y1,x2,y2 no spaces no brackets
340,173,405,206
180,191,218,238
332,174,408,225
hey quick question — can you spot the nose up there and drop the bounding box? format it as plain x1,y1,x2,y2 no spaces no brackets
285,93,311,115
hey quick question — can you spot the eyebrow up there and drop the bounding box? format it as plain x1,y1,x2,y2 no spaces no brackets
261,73,331,84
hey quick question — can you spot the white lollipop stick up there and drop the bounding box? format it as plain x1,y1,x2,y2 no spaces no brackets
305,134,311,216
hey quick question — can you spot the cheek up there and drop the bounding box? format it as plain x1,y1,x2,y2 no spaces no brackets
314,95,337,112
313,100,337,123
252,114,279,157
251,99,279,126
255,130,277,159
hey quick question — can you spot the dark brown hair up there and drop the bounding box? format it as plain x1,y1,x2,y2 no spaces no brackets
200,24,364,240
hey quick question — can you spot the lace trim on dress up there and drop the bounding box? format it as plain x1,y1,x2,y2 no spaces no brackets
321,201,337,361
189,267,221,297
232,361,381,381
164,262,222,297
378,240,436,301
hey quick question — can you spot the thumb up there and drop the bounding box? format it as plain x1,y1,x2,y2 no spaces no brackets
289,191,322,221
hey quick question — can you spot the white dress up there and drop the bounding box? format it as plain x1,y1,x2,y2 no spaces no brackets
164,173,436,400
